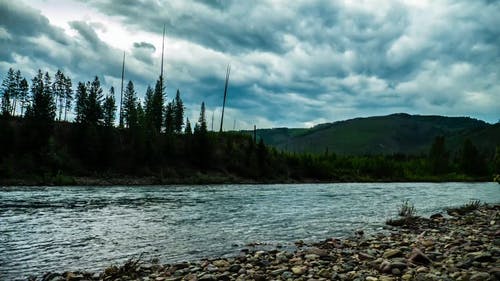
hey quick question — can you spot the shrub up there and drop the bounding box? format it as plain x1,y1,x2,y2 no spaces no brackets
398,200,416,217
446,199,482,216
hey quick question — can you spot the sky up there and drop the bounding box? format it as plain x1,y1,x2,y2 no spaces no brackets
0,0,499,129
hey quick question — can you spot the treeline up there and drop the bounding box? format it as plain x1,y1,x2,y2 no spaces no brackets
0,68,498,184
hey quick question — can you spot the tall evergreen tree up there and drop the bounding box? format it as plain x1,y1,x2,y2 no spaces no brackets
53,70,66,121
1,68,15,117
173,89,184,133
164,102,174,134
64,76,73,121
32,71,56,121
185,117,192,135
103,86,117,127
19,78,29,117
198,101,207,134
74,82,88,123
144,85,154,129
123,80,138,128
151,77,164,133
86,76,104,125
136,101,146,128
27,70,56,138
11,70,22,116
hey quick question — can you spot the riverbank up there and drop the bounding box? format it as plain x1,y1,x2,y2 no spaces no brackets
31,203,499,281
0,173,492,187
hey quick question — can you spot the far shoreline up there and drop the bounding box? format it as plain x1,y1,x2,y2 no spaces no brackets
0,175,495,187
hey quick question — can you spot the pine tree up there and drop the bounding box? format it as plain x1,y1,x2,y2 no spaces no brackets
28,70,56,122
136,101,146,128
53,70,66,121
144,85,154,129
123,80,138,128
74,82,88,123
11,70,22,116
103,86,117,127
164,102,174,134
173,89,184,133
86,76,104,125
152,77,164,133
185,117,192,135
1,68,15,117
198,101,207,134
63,76,73,121
19,78,29,116
21,70,54,152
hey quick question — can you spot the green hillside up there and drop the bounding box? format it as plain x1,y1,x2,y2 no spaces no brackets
251,113,498,155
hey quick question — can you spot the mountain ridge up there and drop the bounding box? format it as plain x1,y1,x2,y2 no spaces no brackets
247,113,498,155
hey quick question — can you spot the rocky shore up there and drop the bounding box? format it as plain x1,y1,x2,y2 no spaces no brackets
33,204,499,281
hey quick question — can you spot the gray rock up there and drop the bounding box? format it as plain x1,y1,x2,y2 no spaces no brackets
383,249,402,259
408,248,432,265
228,264,241,273
469,272,490,281
391,261,407,270
391,268,401,275
282,271,293,279
198,274,216,281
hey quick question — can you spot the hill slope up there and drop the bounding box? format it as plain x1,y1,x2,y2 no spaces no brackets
251,113,499,155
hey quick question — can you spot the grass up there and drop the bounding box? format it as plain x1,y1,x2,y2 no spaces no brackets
386,200,418,227
446,199,482,216
103,254,143,279
398,200,417,217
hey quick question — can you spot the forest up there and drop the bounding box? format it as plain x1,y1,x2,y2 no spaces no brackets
0,67,499,185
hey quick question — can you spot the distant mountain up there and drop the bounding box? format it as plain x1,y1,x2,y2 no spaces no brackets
249,113,499,155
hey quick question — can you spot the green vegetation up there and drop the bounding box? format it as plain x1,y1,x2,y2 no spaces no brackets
398,200,416,218
446,200,482,216
386,200,419,227
0,68,498,185
252,113,499,156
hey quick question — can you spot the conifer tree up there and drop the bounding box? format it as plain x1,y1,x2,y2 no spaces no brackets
74,82,88,123
28,70,56,123
136,101,146,128
144,85,154,129
86,76,104,125
19,78,29,116
53,70,66,120
152,77,164,133
11,70,22,116
1,68,15,116
164,102,174,134
185,117,192,135
21,70,54,152
198,101,207,134
123,80,138,128
173,89,184,133
64,76,73,121
103,86,117,127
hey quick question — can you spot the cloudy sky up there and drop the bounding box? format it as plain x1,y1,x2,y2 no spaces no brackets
1,0,499,129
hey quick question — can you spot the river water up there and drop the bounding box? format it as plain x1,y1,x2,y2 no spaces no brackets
1,182,499,280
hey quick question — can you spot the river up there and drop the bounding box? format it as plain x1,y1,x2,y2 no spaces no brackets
1,182,499,280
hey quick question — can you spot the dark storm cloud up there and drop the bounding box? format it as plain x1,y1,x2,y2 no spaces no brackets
78,0,291,54
1,0,499,128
